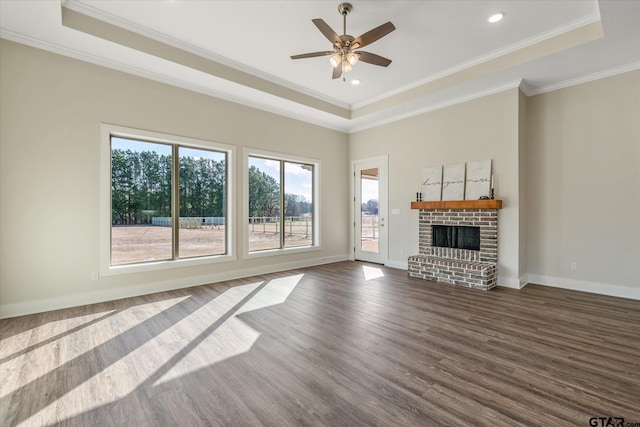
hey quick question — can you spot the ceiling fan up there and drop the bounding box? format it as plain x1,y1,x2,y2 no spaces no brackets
291,3,395,80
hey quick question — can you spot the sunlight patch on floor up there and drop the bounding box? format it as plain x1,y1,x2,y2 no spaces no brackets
235,274,304,315
155,274,303,385
0,310,116,358
15,276,304,425
8,296,191,425
0,297,194,404
362,265,384,281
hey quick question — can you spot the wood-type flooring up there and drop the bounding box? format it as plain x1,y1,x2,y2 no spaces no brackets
1,261,639,426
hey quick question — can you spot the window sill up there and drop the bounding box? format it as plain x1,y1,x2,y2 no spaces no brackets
244,245,321,260
100,253,237,277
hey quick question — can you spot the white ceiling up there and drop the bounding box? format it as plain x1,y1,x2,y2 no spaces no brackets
1,0,639,132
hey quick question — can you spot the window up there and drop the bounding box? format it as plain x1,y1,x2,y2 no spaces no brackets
111,138,174,264
102,125,234,274
247,153,318,254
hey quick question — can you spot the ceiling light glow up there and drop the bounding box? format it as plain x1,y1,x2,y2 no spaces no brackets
487,12,504,23
351,79,361,85
329,54,341,68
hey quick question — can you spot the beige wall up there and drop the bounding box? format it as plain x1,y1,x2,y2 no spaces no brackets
2,39,638,317
518,90,528,282
0,40,350,317
350,88,523,287
526,70,640,293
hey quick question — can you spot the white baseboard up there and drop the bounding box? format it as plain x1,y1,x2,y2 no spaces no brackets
7,260,635,319
385,259,408,270
528,274,640,300
0,254,350,319
519,274,529,288
497,275,523,289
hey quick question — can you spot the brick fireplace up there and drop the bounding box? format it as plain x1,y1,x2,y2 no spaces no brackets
408,200,502,290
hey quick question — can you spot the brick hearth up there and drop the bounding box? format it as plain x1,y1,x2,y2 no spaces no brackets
408,207,500,290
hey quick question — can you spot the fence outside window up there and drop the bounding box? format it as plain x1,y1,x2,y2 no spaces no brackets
248,216,311,237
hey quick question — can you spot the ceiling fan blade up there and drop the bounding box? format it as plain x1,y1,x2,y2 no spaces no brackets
353,22,395,49
291,51,335,60
332,65,342,79
312,19,342,47
357,51,392,67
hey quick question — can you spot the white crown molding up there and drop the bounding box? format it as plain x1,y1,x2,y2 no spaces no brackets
1,28,520,135
62,0,351,110
518,79,535,97
352,11,602,109
0,29,351,133
526,61,640,96
4,27,635,134
3,16,635,135
63,0,605,112
349,79,524,134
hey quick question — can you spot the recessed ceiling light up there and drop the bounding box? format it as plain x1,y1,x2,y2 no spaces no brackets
487,12,504,23
351,79,361,85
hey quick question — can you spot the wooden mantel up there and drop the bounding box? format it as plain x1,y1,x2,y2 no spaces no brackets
411,200,503,210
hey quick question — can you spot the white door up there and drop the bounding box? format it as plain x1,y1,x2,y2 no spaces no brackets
354,157,387,264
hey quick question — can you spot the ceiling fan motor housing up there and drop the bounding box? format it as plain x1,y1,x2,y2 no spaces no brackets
338,3,353,16
339,34,355,48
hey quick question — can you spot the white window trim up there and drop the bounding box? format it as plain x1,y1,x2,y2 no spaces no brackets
100,124,236,276
243,147,321,259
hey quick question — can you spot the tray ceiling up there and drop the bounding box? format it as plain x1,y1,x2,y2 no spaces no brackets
1,1,638,132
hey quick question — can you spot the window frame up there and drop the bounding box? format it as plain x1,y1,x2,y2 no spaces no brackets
100,124,236,276
243,148,321,259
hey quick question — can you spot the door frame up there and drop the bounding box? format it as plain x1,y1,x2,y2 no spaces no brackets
351,155,388,264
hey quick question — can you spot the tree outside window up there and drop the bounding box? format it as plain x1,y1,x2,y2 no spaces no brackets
111,137,227,265
248,156,314,252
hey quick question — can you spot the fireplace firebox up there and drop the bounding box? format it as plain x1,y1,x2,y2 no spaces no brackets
432,225,480,251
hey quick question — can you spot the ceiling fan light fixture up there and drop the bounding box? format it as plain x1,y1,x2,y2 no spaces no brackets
291,3,395,80
347,52,359,66
487,12,504,23
329,53,342,68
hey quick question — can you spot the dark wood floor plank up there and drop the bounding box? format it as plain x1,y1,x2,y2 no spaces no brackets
1,261,639,426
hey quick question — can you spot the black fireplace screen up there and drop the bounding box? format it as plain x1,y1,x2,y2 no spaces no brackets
432,225,480,250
